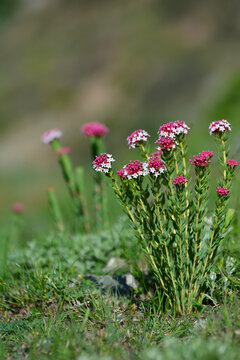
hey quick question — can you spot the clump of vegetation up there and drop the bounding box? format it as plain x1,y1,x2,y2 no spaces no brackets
93,119,238,314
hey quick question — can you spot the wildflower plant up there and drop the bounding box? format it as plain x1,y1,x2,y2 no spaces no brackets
81,122,109,230
92,120,238,314
41,129,89,232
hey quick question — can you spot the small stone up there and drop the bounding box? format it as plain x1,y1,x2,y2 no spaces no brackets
102,257,128,273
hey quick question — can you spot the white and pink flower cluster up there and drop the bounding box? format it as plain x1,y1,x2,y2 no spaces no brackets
155,136,178,152
158,120,190,138
155,120,189,152
117,155,166,180
117,160,149,179
92,153,115,174
146,155,166,177
209,119,231,135
41,129,62,144
127,129,150,149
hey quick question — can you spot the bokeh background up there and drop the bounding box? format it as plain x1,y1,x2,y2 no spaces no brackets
0,0,240,230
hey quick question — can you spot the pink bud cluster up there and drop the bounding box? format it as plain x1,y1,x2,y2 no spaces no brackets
41,129,62,144
189,150,214,167
150,150,163,157
12,202,24,213
127,129,150,149
56,147,71,155
92,153,115,173
209,119,231,135
173,175,188,186
81,122,108,137
158,120,190,138
146,155,166,177
227,159,238,167
118,160,149,179
216,186,229,196
155,136,177,152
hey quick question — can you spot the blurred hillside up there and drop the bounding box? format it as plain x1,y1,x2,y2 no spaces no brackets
0,0,240,218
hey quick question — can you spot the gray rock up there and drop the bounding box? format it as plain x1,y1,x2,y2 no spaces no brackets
84,273,139,296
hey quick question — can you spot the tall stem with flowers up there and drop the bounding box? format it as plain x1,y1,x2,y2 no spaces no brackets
41,129,89,232
81,122,109,230
92,119,238,314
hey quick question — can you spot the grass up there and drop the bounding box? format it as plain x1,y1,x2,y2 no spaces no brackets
1,212,240,359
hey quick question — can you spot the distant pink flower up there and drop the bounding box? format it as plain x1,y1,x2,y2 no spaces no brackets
12,202,24,213
56,147,71,155
41,129,62,144
209,119,231,135
145,156,166,177
158,120,190,138
127,129,150,149
216,186,229,196
92,153,115,173
155,136,177,152
173,175,188,186
81,122,108,137
227,159,238,167
120,160,149,179
189,150,214,167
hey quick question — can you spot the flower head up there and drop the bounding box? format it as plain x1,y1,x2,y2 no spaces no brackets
41,129,62,144
150,150,163,158
158,120,190,138
92,153,115,173
145,155,166,177
227,159,238,167
189,150,214,167
117,169,126,178
155,136,178,152
127,129,150,149
81,122,108,137
216,186,229,196
120,160,149,179
173,175,188,186
56,147,71,155
12,202,24,213
209,119,232,135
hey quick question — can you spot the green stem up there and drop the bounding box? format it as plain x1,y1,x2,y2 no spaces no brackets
47,187,64,232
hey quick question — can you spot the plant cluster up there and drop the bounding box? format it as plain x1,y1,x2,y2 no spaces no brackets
93,119,238,314
41,122,109,232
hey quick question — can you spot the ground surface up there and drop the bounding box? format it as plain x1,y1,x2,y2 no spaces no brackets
1,216,240,360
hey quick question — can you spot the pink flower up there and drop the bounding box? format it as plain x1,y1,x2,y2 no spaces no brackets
56,147,71,155
41,129,62,144
189,150,214,167
127,129,150,149
155,136,177,152
120,160,149,179
150,150,163,158
209,119,231,135
158,120,190,138
12,202,24,213
145,155,166,177
227,159,238,167
216,186,229,196
81,122,108,137
117,169,126,178
173,175,188,186
92,153,115,173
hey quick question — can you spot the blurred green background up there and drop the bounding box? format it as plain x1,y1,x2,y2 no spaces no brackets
0,0,240,230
